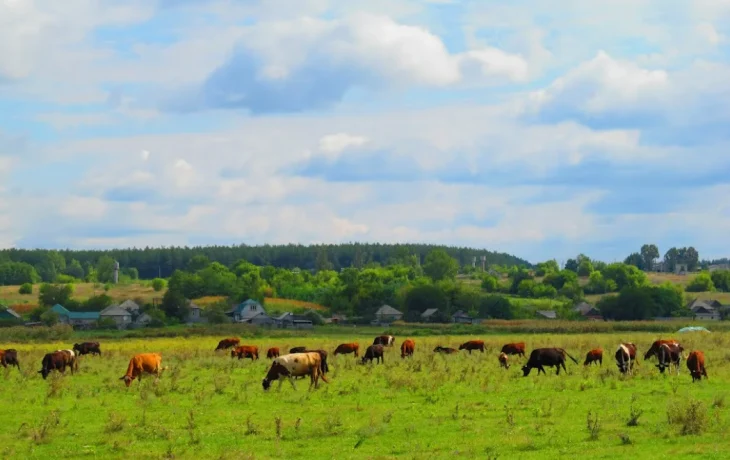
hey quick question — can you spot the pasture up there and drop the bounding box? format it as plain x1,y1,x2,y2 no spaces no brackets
1,332,729,459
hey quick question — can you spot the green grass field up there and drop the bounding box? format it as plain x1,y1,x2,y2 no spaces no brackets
2,332,729,459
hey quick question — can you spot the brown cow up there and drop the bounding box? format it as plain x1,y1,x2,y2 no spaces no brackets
373,335,395,347
500,342,526,358
73,342,101,356
522,348,578,376
0,349,19,370
656,343,684,374
361,345,385,364
215,338,240,351
498,352,509,369
615,343,638,375
266,347,280,359
686,350,707,382
262,352,329,391
584,348,603,366
433,346,458,354
289,346,307,354
231,345,259,361
400,339,415,358
459,340,485,354
309,349,329,374
38,351,75,379
644,339,680,360
119,353,164,387
334,343,360,358
55,349,78,373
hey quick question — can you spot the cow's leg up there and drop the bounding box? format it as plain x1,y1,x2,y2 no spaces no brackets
537,365,546,375
288,376,297,390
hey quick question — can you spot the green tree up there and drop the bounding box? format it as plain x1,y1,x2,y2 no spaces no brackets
535,260,560,276
423,250,459,282
564,258,579,272
19,283,33,294
40,309,60,326
577,259,594,276
96,256,116,283
710,270,730,292
602,263,647,290
480,275,499,292
0,262,40,285
640,244,659,271
403,284,448,320
151,278,166,291
186,255,211,272
161,288,191,321
664,247,679,272
478,295,512,319
623,253,644,270
686,273,714,292
64,259,85,279
509,268,534,294
38,283,74,306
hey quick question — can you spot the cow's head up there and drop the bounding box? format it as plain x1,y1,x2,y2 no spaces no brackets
262,377,272,391
521,365,532,376
38,368,49,379
230,350,237,358
120,375,134,387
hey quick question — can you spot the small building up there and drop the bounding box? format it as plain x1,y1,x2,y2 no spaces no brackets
134,313,152,327
451,310,474,324
51,304,100,328
536,310,557,319
687,299,721,321
187,301,207,324
227,299,267,322
118,300,141,314
100,305,133,329
675,263,689,275
275,312,313,329
652,261,666,272
421,308,439,322
373,304,403,323
573,302,603,321
0,307,21,321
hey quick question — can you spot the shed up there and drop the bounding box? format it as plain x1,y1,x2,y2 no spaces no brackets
421,308,439,322
536,310,557,319
573,302,603,320
100,305,133,329
275,312,313,329
373,304,403,323
0,307,21,321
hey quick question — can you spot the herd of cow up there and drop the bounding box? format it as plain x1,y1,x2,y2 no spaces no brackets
0,335,709,391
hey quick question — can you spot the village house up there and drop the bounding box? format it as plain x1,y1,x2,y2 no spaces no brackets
687,298,722,321
573,302,603,321
536,310,557,319
275,312,313,329
51,304,100,329
421,308,439,322
451,310,475,324
99,305,133,329
227,299,273,325
187,301,207,324
373,304,403,324
0,307,21,322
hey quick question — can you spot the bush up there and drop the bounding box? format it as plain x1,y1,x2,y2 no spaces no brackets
687,273,714,292
19,283,33,295
152,278,167,292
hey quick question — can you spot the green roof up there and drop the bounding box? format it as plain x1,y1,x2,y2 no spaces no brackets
68,311,100,320
51,304,70,315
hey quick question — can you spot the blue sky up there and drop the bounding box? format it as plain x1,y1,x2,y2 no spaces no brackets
1,0,729,264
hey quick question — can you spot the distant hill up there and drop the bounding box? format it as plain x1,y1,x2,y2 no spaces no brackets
1,243,531,279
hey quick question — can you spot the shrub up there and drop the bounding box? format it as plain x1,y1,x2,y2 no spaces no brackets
152,278,167,292
19,283,33,295
686,273,714,292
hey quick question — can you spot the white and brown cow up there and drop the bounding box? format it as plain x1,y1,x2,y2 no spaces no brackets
262,352,329,391
615,343,637,375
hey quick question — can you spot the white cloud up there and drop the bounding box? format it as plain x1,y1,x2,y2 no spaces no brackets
318,133,368,157
141,150,150,161
59,196,108,219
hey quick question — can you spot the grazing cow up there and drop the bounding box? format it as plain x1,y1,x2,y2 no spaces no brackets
373,335,395,347
498,352,509,369
459,340,485,354
686,351,707,382
334,343,360,358
266,347,280,359
615,343,638,375
0,349,19,370
309,349,330,374
584,348,603,366
644,339,680,361
231,345,259,361
38,351,75,379
361,345,385,364
522,348,578,376
433,346,458,354
400,339,415,358
120,353,164,387
262,352,329,391
500,342,526,358
289,346,307,354
656,343,684,374
55,349,78,372
73,342,101,356
215,338,240,351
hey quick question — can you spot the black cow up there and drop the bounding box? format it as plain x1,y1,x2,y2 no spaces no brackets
522,348,578,376
289,346,307,354
0,349,19,370
38,351,75,379
361,345,384,364
73,342,101,356
656,343,683,374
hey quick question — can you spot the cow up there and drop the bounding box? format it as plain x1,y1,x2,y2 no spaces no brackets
334,343,360,358
215,338,240,351
500,342,526,358
73,342,101,356
0,349,19,370
521,348,578,376
686,350,707,382
309,349,330,374
231,345,259,361
459,340,485,354
434,345,458,354
400,339,415,358
266,347,280,359
262,352,329,391
289,346,307,354
373,335,395,347
656,343,684,374
120,353,164,387
361,345,385,364
38,351,75,379
615,343,638,375
55,349,78,373
498,352,509,369
644,339,680,361
584,348,603,366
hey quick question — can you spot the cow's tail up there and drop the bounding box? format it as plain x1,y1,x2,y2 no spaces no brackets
558,348,578,364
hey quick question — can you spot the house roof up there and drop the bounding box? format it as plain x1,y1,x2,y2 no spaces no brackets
100,305,132,317
693,306,717,314
573,302,593,314
375,304,402,316
452,310,472,318
229,299,264,316
331,314,347,320
688,299,717,312
536,310,557,319
119,300,140,311
421,308,439,317
68,311,100,320
135,313,152,323
276,312,292,321
0,307,21,319
51,304,70,315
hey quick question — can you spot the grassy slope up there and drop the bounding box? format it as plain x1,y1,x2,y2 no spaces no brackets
0,332,728,459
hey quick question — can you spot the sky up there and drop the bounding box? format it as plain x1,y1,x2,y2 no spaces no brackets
1,0,729,265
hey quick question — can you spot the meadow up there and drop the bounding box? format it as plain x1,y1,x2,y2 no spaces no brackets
1,331,729,459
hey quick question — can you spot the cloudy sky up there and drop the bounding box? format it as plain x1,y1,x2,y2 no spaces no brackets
1,0,729,264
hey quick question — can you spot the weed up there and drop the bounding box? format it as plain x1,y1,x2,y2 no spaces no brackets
667,399,708,435
104,412,127,433
245,415,258,436
713,394,725,409
618,433,632,445
275,416,282,440
187,410,200,444
627,397,644,427
505,406,515,427
30,410,61,444
586,411,600,440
